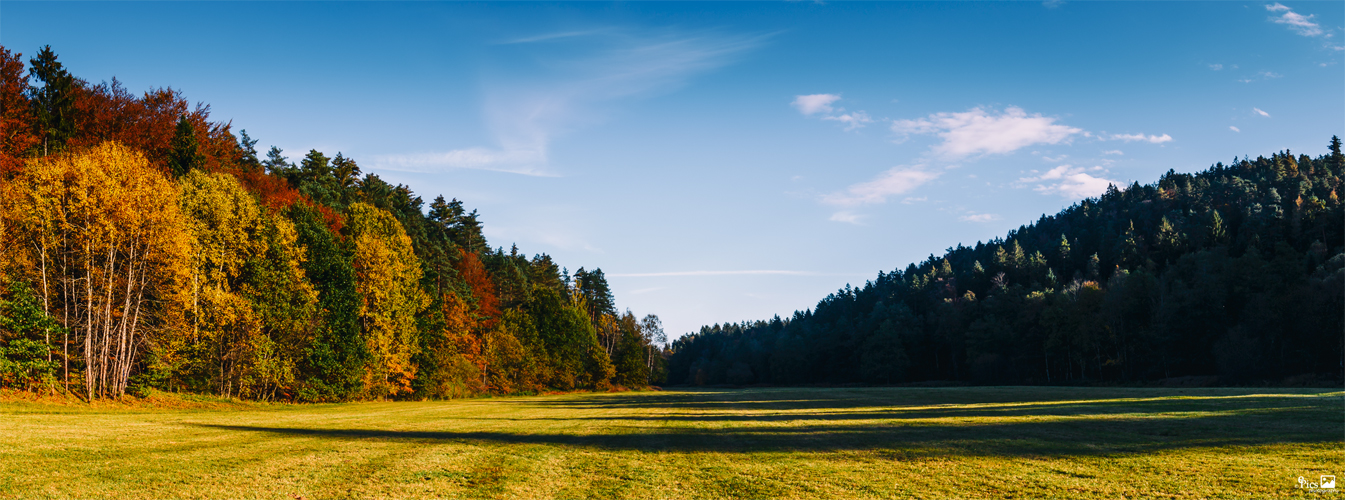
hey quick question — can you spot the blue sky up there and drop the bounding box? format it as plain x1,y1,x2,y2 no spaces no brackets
4,1,1342,338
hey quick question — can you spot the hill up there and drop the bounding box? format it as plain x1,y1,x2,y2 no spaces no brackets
669,140,1345,386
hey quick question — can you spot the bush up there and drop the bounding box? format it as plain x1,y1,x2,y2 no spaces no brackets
0,338,57,390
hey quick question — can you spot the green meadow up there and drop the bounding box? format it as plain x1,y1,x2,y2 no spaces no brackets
1,387,1340,499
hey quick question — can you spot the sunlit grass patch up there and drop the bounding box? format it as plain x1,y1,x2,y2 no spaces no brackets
0,387,1339,499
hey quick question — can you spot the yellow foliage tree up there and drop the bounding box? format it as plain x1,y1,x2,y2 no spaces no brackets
346,202,426,398
175,170,316,399
4,142,191,399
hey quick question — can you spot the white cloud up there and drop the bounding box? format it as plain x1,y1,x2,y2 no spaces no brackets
1259,71,1283,78
821,166,940,206
1209,64,1223,71
794,94,872,131
792,94,842,115
1107,133,1172,144
892,106,1082,159
1022,165,1119,199
1266,3,1325,37
960,213,1001,223
1253,107,1271,117
822,110,873,131
1230,126,1241,132
829,211,863,224
1102,150,1124,155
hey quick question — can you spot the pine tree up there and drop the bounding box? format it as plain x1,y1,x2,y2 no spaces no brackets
167,117,205,178
1209,209,1227,245
27,46,77,155
1056,234,1071,264
1328,135,1344,174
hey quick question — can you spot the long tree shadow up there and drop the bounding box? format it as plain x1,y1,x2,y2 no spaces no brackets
499,387,1338,413
190,399,1341,457
483,388,1340,424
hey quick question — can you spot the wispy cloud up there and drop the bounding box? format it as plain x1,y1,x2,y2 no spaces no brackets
1106,133,1172,144
1102,150,1124,156
960,213,1001,223
609,270,866,277
499,30,608,45
822,111,873,131
1208,63,1223,71
1230,126,1241,132
371,148,554,176
373,28,765,175
481,204,604,253
1022,165,1119,199
892,106,1082,159
1253,107,1271,117
1266,3,1325,37
792,94,841,115
821,166,940,206
1237,70,1282,84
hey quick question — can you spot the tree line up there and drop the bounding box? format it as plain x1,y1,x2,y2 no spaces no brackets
0,46,668,400
669,140,1344,386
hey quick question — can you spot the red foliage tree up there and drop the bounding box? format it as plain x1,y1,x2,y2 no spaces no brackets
0,47,39,177
457,250,501,329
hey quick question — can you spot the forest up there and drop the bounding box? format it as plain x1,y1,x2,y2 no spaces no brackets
669,139,1344,386
0,46,668,401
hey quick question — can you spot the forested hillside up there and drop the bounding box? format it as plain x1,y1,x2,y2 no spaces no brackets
0,46,667,401
669,140,1345,386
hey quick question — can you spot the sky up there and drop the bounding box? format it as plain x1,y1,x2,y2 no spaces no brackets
3,1,1342,339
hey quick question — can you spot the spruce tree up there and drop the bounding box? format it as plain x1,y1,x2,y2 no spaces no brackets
167,117,205,177
27,46,77,155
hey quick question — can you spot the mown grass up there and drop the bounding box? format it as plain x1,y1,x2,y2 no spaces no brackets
0,386,1340,499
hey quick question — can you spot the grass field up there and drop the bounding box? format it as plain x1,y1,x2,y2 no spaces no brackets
0,386,1340,499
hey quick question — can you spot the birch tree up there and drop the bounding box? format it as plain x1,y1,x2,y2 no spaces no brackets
6,142,190,399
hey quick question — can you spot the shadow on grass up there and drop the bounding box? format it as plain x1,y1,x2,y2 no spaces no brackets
190,389,1343,457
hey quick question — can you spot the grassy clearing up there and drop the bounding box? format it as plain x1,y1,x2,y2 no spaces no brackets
0,387,1340,499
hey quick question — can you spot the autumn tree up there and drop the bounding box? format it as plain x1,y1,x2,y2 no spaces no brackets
6,142,191,399
0,46,39,176
346,202,426,398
